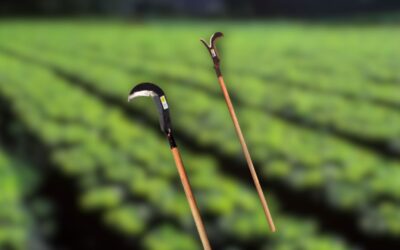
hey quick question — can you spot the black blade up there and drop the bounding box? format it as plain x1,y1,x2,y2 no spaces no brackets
128,82,172,135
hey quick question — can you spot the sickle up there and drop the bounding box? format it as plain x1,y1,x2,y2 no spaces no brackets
200,31,223,66
128,82,212,249
128,82,175,147
201,32,276,233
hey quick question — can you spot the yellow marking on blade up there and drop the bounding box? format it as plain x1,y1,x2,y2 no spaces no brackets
160,95,168,110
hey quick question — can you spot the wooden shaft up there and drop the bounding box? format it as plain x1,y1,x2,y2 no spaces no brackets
217,75,276,233
171,147,212,250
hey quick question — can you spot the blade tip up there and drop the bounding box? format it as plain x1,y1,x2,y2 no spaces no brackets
127,94,135,102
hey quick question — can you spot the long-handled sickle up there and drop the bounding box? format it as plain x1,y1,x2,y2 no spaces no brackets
201,32,276,232
128,82,212,250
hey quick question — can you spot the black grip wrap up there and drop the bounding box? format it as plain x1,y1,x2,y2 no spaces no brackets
167,133,177,148
214,65,222,77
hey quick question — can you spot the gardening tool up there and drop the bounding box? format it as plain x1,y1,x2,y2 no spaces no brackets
128,82,212,250
201,32,276,232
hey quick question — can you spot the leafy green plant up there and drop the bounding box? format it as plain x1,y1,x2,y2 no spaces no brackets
0,53,353,249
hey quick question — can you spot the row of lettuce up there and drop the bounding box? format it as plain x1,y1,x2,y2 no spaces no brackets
0,34,398,236
0,150,29,249
3,26,400,148
0,53,352,249
6,22,400,104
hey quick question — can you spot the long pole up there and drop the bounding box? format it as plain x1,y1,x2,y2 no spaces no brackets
129,83,213,248
171,147,212,250
202,32,276,232
216,73,276,232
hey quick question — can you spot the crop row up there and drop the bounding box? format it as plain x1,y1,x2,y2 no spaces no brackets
0,53,353,249
0,36,399,234
4,22,399,107
3,33,400,148
1,41,399,237
0,149,31,250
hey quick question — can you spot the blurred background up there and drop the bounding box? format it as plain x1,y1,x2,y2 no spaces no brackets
0,1,400,250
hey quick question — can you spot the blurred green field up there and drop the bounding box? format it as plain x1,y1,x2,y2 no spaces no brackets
0,20,399,250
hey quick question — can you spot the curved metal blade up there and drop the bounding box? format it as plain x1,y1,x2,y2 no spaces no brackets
128,82,172,134
210,31,223,49
200,31,224,65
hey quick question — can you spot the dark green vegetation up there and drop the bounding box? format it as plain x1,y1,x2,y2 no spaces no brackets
0,150,30,250
0,21,399,249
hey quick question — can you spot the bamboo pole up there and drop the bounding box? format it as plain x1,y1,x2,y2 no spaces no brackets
216,75,276,232
171,147,212,250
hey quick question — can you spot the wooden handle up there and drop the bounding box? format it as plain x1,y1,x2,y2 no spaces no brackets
217,75,276,233
171,147,212,250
